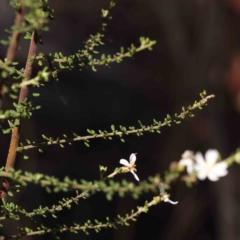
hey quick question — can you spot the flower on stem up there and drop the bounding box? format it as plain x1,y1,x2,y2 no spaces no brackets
194,149,228,181
179,149,228,182
159,183,178,205
120,153,139,181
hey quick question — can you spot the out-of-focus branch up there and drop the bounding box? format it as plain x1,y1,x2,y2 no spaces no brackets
6,3,25,61
0,196,161,239
0,2,26,107
0,31,38,201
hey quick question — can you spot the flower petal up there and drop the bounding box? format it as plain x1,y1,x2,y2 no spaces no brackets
196,169,207,180
205,149,218,165
179,159,192,166
208,172,219,181
129,153,137,164
212,162,228,177
130,170,139,181
181,150,194,159
195,152,205,165
167,199,178,205
179,159,194,174
164,198,178,204
120,159,130,166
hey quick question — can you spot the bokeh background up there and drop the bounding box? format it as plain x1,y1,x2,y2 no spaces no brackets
1,0,240,239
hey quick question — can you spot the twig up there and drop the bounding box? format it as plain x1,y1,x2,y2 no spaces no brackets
9,40,156,91
0,168,122,220
35,41,156,64
19,94,215,151
0,168,146,193
0,196,161,239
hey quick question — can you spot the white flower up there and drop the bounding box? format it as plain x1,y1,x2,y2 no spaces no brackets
194,149,228,181
120,153,139,181
178,150,194,174
159,183,178,205
162,195,179,205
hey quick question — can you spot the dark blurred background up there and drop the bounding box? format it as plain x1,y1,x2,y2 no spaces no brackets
1,0,240,239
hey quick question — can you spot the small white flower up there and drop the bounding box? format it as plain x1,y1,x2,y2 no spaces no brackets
194,149,228,181
178,150,194,174
120,153,139,181
162,195,179,205
159,183,178,205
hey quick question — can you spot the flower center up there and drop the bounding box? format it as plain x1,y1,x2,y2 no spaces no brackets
123,163,137,173
205,162,214,174
161,194,170,201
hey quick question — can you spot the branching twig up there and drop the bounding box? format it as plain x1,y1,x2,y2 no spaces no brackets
19,94,215,151
0,196,161,239
35,40,156,64
0,168,127,221
0,168,157,194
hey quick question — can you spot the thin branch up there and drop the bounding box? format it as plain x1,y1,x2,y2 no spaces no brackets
36,40,156,64
91,41,156,66
0,2,26,107
0,168,123,221
0,196,161,239
19,94,215,151
0,169,158,194
0,31,38,200
0,157,188,222
6,2,26,61
9,40,156,91
0,171,162,222
0,146,237,223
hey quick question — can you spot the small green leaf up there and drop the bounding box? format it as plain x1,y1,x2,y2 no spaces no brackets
2,128,11,134
92,66,97,72
15,119,20,126
8,191,13,197
10,94,17,99
45,186,52,193
1,71,7,78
